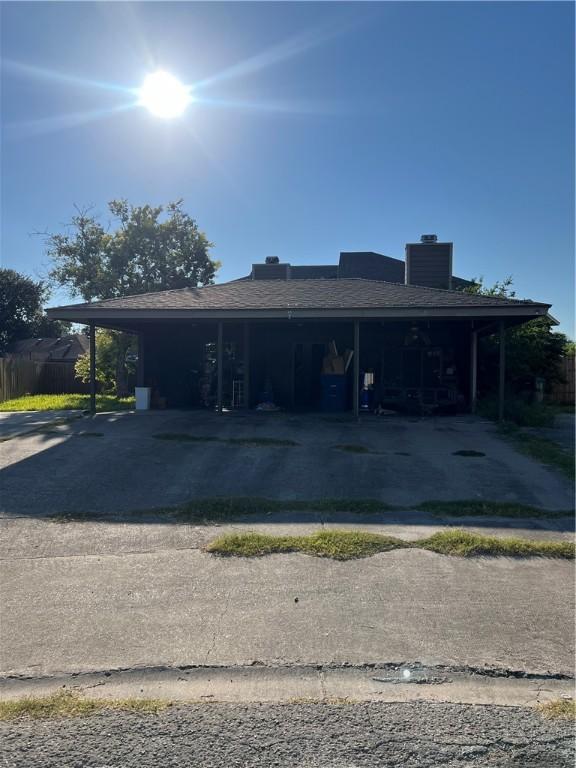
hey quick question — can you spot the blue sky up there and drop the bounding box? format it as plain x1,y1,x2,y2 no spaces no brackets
1,1,574,333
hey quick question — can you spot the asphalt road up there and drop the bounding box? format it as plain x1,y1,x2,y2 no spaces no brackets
1,701,573,768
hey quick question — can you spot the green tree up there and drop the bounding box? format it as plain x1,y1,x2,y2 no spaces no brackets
463,276,570,394
46,200,218,395
465,275,516,298
0,268,68,354
75,329,137,394
48,200,217,299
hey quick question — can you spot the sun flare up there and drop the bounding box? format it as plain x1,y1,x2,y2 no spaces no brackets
138,71,191,119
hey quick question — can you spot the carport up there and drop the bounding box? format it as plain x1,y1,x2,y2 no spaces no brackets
47,277,551,418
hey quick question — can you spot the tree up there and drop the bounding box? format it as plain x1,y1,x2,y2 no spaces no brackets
0,269,68,354
46,200,218,395
463,276,571,395
75,329,137,394
465,275,516,298
47,200,217,300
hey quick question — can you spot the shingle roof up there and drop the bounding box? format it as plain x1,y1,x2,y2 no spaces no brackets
6,334,88,361
49,279,548,314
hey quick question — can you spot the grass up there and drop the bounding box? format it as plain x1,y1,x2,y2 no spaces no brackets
551,403,575,415
43,497,573,524
207,530,406,559
0,394,134,412
206,528,574,561
153,432,219,443
498,424,575,481
228,437,299,447
452,449,486,457
0,691,170,720
420,530,574,558
47,512,97,524
172,496,394,523
153,433,298,447
478,398,557,428
416,500,571,518
333,444,375,454
536,699,576,720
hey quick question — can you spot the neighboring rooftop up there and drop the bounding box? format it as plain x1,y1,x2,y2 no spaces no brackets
5,334,89,362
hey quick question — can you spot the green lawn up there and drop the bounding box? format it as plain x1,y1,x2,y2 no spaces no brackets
0,394,135,412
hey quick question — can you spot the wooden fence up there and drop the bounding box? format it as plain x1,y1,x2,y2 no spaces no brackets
549,355,575,405
0,358,89,403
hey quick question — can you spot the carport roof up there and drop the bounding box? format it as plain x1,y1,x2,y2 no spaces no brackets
47,278,551,322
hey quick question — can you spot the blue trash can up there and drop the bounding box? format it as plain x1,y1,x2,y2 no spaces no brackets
321,375,347,412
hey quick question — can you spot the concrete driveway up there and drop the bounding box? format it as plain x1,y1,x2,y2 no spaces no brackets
0,409,83,440
0,411,573,684
0,410,573,516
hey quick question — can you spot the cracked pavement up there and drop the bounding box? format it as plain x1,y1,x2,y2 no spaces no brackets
1,411,574,765
1,539,574,678
1,701,574,767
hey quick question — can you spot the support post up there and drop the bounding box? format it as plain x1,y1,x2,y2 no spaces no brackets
136,332,145,387
243,322,250,409
353,320,360,418
89,322,96,414
470,328,478,414
498,320,506,421
217,321,223,413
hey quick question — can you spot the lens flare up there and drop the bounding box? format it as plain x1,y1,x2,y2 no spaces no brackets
138,71,191,119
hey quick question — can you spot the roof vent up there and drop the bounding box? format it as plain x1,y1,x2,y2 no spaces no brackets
420,234,438,244
265,256,280,264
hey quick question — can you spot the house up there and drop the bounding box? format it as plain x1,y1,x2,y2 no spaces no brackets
5,334,89,364
47,236,551,417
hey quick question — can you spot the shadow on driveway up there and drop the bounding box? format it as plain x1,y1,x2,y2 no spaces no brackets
1,410,573,527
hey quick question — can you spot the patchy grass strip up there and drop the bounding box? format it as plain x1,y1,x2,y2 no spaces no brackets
421,530,574,558
498,425,575,481
536,699,576,720
452,450,486,457
153,433,298,447
0,691,170,720
416,500,571,518
207,530,404,559
206,529,574,561
44,497,573,524
47,512,99,524
172,497,394,522
227,437,298,447
153,433,219,443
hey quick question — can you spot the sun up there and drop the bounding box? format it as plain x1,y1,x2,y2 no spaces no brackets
138,71,191,119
